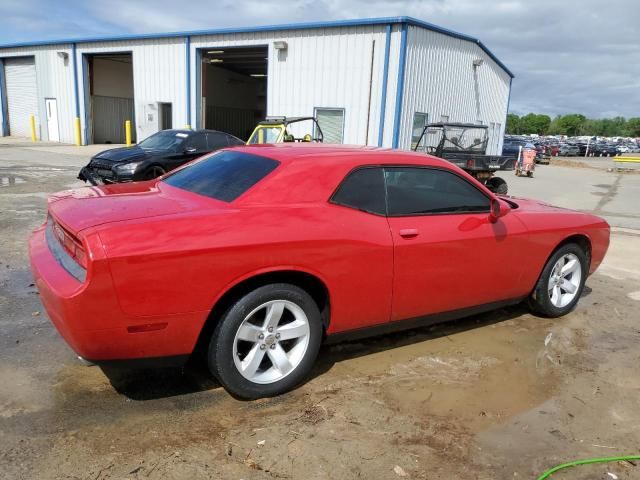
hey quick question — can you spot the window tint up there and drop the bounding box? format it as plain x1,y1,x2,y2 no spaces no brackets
206,132,228,150
385,167,490,216
331,167,386,215
185,133,208,152
163,151,279,202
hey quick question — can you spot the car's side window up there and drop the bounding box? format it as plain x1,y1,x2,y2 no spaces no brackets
207,132,228,150
331,167,386,215
384,167,490,216
185,133,208,152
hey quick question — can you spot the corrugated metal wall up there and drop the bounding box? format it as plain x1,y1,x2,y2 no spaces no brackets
190,25,390,146
75,37,187,144
92,95,135,143
4,56,38,137
0,45,75,142
399,26,511,154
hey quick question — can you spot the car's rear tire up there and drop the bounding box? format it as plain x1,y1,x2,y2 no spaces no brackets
528,243,588,318
208,283,323,399
486,176,508,195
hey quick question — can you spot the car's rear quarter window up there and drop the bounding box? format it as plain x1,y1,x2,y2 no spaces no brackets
162,151,279,202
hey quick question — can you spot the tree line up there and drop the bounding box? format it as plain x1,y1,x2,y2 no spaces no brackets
506,113,640,138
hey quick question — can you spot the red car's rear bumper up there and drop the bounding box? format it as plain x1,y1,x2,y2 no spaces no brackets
28,224,206,363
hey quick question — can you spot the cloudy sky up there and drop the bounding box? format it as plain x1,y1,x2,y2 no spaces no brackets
1,0,638,118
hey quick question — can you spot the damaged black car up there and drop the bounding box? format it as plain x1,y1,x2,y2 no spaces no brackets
78,129,244,185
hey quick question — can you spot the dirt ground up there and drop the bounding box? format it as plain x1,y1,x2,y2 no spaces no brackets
1,140,640,480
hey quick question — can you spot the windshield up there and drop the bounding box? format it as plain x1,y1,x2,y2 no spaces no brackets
416,126,488,153
162,150,279,202
139,131,190,151
247,126,283,144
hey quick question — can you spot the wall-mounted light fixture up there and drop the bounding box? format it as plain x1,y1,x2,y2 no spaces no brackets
472,59,484,67
57,51,69,61
273,41,288,51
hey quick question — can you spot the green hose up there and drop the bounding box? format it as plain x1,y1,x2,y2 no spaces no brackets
537,455,640,479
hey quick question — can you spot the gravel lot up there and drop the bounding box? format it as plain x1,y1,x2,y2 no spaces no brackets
1,139,640,480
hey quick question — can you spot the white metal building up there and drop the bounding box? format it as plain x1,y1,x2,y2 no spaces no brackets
0,17,513,153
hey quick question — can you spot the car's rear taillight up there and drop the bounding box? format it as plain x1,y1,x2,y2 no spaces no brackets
52,219,87,268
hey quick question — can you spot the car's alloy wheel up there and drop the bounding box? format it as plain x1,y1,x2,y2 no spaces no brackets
547,253,582,308
528,243,588,318
208,283,323,399
232,300,311,384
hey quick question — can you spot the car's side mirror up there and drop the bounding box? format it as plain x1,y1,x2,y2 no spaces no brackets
489,198,509,223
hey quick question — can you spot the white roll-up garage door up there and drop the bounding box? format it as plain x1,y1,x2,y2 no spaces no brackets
4,57,38,137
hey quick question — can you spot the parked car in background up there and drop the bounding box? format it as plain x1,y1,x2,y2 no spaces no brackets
78,129,244,185
503,139,537,158
558,144,580,156
29,144,610,398
589,143,619,157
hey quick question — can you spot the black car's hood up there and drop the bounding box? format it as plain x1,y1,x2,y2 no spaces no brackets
92,146,156,164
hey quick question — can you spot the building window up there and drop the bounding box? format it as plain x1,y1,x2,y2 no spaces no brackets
411,112,429,149
315,108,345,144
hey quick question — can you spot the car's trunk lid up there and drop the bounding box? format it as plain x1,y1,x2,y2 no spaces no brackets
47,181,224,233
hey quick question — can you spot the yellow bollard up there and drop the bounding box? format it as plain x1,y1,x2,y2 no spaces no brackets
29,115,37,141
125,120,132,146
74,117,82,146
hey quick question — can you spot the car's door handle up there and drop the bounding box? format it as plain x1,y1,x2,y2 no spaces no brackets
399,228,419,238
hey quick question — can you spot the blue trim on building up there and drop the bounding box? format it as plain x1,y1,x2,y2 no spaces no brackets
72,44,80,118
185,36,191,127
81,54,90,145
501,76,512,152
0,16,513,78
377,24,392,147
0,59,8,136
392,24,408,149
195,48,202,129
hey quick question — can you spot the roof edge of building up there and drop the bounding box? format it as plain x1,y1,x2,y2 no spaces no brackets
0,16,513,78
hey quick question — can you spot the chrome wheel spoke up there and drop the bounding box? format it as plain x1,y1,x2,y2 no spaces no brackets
267,344,293,375
561,259,579,275
263,302,285,330
550,285,561,306
237,323,263,342
277,320,308,341
241,343,266,378
560,279,577,294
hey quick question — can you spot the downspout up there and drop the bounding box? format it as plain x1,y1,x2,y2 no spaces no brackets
0,59,8,136
72,43,82,145
185,36,191,128
391,23,408,149
377,24,392,147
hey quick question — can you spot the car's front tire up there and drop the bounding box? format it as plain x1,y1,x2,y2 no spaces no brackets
142,165,166,180
528,243,588,318
208,284,323,399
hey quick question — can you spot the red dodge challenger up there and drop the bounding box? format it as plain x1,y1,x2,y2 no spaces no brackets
29,144,609,398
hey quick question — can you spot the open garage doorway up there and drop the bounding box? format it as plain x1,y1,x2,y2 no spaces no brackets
85,53,135,144
199,46,267,141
